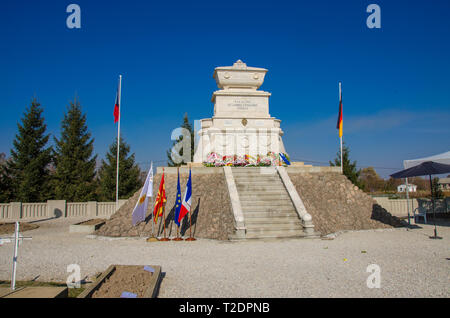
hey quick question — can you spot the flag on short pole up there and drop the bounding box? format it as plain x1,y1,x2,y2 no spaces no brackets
178,168,192,224
279,153,290,165
131,162,153,226
153,170,166,224
174,169,182,227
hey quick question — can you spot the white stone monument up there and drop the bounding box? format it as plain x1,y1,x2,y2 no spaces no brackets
193,60,287,162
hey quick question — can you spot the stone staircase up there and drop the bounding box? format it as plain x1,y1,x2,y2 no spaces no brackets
231,167,305,239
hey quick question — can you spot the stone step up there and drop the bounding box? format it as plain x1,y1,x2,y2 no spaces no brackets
239,194,291,201
233,172,280,178
232,173,279,178
231,167,277,172
243,232,307,240
234,180,284,186
246,222,302,231
245,217,301,225
245,228,305,238
243,211,298,218
239,199,293,207
234,178,282,184
237,185,286,191
237,189,288,195
242,206,296,213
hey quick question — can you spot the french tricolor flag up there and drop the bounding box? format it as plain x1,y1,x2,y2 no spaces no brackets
178,168,192,223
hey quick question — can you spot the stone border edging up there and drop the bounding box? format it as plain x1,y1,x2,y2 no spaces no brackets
223,166,246,239
86,234,148,241
286,166,341,174
0,287,25,298
77,265,162,298
276,166,317,236
322,227,409,239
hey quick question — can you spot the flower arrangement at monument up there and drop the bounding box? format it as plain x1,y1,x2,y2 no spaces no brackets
203,152,290,167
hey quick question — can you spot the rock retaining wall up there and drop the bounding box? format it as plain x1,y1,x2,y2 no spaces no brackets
288,172,406,235
95,172,235,240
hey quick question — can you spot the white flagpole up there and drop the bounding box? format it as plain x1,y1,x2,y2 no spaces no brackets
339,82,343,174
11,221,19,291
116,75,122,210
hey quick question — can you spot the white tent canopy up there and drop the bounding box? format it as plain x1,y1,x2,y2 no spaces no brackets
403,151,450,169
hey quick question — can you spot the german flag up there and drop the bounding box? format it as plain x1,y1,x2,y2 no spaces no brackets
336,84,343,138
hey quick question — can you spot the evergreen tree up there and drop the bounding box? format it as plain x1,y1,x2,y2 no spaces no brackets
329,141,362,188
166,113,195,166
98,137,142,201
4,99,53,202
0,157,14,202
53,99,97,201
432,177,444,199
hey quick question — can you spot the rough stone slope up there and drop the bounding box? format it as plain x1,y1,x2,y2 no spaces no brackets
95,172,235,240
288,172,406,235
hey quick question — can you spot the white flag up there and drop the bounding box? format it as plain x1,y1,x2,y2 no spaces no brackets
131,162,153,226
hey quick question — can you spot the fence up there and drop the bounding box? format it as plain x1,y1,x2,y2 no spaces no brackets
0,200,127,221
373,196,450,217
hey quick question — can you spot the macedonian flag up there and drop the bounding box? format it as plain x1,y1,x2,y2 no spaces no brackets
152,170,166,224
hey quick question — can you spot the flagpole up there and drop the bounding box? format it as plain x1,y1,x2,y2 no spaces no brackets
339,82,343,174
160,202,170,241
116,75,122,211
186,166,196,241
174,167,184,241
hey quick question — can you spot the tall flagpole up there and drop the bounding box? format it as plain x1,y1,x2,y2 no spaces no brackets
339,82,343,174
116,75,122,210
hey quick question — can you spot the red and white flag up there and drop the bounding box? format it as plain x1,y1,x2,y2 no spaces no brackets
113,81,120,123
178,168,192,223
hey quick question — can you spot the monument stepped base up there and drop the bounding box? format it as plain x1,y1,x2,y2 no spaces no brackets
96,166,405,240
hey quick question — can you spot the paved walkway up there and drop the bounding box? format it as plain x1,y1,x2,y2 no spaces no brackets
0,217,449,297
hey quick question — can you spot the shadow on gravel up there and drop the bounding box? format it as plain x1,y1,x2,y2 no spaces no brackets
371,204,411,228
180,198,200,237
155,272,166,298
28,214,62,224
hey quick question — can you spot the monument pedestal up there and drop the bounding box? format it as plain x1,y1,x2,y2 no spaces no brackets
194,60,287,163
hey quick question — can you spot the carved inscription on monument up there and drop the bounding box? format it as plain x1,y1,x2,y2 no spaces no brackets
227,99,258,110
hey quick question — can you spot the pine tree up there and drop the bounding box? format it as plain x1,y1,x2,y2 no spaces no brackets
53,99,97,201
4,99,53,202
432,177,444,199
329,141,362,188
98,137,142,201
0,156,14,202
166,113,195,166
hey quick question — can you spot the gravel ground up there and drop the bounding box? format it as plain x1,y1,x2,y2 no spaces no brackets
0,217,449,297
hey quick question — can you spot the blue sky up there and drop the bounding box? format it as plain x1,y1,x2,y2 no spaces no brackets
1,0,449,178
